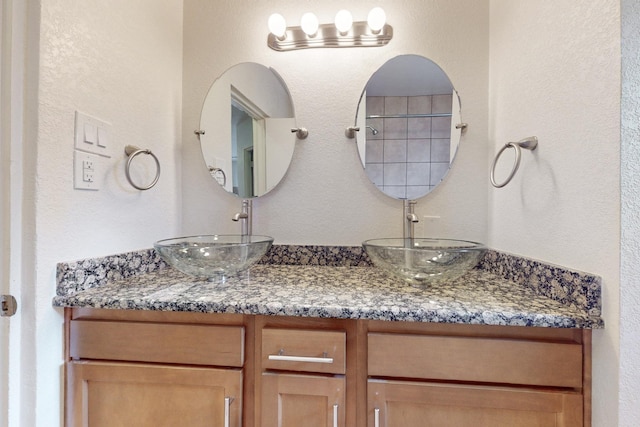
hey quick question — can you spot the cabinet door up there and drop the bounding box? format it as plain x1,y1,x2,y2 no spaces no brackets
68,361,242,427
262,373,345,427
368,380,582,427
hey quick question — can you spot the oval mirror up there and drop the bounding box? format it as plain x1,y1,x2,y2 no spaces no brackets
355,55,462,200
199,62,297,198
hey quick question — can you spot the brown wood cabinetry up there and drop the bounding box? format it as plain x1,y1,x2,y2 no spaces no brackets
367,332,583,387
365,321,590,427
64,309,591,427
68,361,242,427
262,373,345,427
257,318,353,427
65,309,248,427
368,380,582,427
261,328,346,375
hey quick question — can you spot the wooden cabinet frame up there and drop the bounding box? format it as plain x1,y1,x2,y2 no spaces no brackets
368,380,583,427
64,309,592,427
365,320,592,427
261,373,346,427
64,309,254,427
253,315,362,427
68,361,242,427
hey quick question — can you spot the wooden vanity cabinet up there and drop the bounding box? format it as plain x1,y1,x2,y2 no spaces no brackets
261,373,345,427
64,310,591,427
68,361,242,427
367,380,583,427
256,317,357,427
65,309,249,427
365,321,591,427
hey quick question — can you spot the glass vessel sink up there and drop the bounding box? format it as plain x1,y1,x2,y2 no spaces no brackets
362,238,486,287
154,235,274,281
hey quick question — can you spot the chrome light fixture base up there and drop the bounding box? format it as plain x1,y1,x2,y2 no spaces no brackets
268,21,393,52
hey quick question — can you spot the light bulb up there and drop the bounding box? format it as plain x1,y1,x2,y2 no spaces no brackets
268,13,287,39
367,7,386,33
300,12,319,36
334,10,353,34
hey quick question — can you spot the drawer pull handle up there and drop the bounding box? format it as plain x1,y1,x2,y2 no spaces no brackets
268,354,334,364
269,349,334,364
224,397,233,427
374,408,380,427
333,403,339,427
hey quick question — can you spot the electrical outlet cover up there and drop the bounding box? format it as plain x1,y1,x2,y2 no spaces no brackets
74,150,101,190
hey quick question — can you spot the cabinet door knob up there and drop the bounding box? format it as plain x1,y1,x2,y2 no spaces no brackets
0,294,17,317
333,403,339,427
374,407,380,427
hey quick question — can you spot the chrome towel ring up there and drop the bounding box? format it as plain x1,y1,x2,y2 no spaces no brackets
490,136,538,188
209,166,227,186
124,145,160,190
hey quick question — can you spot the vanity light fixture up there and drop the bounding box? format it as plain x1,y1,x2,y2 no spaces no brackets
267,8,393,51
268,13,287,40
367,7,386,33
334,10,353,35
300,12,319,37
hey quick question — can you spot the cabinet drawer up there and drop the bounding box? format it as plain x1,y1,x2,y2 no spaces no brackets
70,320,244,367
368,333,582,388
262,328,346,374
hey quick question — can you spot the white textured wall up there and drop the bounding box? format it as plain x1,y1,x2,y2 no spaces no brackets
620,0,640,424
182,0,490,245
33,0,183,424
183,2,623,424
24,0,629,425
488,1,620,425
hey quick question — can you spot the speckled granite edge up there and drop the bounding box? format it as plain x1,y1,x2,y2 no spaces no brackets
56,245,602,319
56,249,168,296
258,244,373,267
53,265,602,328
478,250,602,318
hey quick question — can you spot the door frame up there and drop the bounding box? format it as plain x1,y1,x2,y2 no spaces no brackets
1,0,30,425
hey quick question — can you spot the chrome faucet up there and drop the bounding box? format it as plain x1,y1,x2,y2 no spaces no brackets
403,200,419,243
232,199,252,237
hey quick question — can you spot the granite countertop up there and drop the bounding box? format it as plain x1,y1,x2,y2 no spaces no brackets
52,246,604,329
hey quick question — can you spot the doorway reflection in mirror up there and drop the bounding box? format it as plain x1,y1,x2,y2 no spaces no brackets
199,62,297,199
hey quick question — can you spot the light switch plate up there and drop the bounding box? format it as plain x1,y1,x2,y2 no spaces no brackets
84,122,97,144
74,111,112,158
97,126,109,147
74,150,101,190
